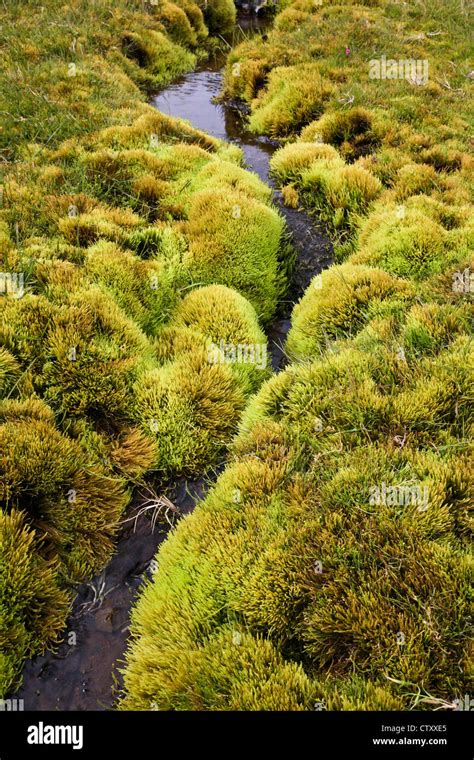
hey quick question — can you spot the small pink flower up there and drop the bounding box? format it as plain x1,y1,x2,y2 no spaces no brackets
345,47,351,56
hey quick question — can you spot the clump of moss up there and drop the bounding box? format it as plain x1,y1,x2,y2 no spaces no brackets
173,284,267,349
0,406,129,581
200,0,236,37
1,287,154,420
157,2,204,48
301,107,382,160
394,163,439,201
133,283,271,476
249,64,333,137
271,142,382,236
270,142,340,182
303,160,382,235
57,207,142,248
172,284,270,392
119,29,196,92
189,158,272,204
95,108,221,154
286,264,413,362
350,203,464,280
85,241,184,334
299,446,472,696
0,509,71,697
133,353,246,477
122,625,317,710
182,188,286,323
0,348,20,397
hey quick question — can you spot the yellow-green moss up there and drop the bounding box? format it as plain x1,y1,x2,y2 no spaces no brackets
133,353,246,477
182,188,285,323
0,509,71,697
249,64,333,137
121,0,473,713
286,264,413,362
350,202,466,280
300,107,382,160
0,408,129,581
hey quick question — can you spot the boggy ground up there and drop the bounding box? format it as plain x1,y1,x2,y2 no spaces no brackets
15,477,208,710
0,0,299,702
8,8,333,709
120,0,473,712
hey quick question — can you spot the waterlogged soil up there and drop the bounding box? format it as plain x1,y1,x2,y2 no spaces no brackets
15,15,332,711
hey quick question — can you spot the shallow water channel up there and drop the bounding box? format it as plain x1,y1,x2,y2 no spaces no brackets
153,20,333,367
15,15,332,710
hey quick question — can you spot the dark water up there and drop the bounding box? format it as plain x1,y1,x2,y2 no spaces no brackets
153,58,275,185
14,16,333,711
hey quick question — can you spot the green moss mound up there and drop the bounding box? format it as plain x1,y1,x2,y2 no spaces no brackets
300,107,382,161
0,510,70,697
84,241,184,334
182,188,285,323
0,288,153,420
133,284,271,477
201,0,236,37
119,29,196,92
270,147,382,236
122,624,317,710
133,353,245,477
0,403,129,582
249,63,333,137
350,201,470,280
173,284,267,347
286,264,413,362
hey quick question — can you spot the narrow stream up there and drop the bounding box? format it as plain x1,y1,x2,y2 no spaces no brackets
153,18,333,368
15,14,332,711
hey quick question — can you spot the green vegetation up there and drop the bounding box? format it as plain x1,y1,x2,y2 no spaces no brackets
0,509,70,695
122,0,473,712
0,0,288,696
123,302,473,710
133,284,270,477
286,263,414,362
224,0,473,251
1,0,472,711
